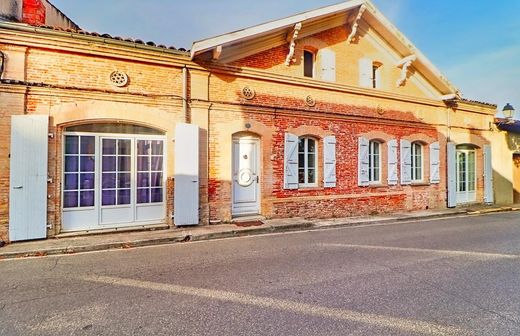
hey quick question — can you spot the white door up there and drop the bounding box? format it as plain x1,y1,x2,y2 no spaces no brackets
456,149,476,204
62,132,166,232
232,136,260,216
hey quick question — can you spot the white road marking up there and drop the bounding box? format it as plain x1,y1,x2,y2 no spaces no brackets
323,243,520,260
83,275,463,336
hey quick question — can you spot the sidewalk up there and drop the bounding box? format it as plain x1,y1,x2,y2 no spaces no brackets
1,204,518,260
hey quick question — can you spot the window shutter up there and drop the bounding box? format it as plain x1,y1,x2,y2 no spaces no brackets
447,142,457,207
429,142,440,184
9,115,49,241
323,136,336,188
358,136,370,186
284,133,299,190
320,49,336,82
359,58,372,88
400,139,412,185
387,139,398,185
483,144,494,204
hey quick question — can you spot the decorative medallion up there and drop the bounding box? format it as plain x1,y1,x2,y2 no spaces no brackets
109,70,129,87
238,168,254,187
376,105,385,115
305,95,316,107
241,86,256,100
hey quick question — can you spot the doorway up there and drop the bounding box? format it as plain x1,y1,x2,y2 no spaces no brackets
232,135,260,216
456,148,477,204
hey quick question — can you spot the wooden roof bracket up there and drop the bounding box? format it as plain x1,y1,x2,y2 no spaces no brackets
285,22,302,66
347,4,366,44
212,45,223,60
396,54,417,87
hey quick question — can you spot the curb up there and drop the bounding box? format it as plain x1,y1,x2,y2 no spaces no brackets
0,208,517,260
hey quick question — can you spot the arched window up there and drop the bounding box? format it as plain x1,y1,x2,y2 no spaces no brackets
411,142,423,182
369,140,381,183
298,137,317,186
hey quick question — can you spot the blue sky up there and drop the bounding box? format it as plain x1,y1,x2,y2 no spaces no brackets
51,0,519,111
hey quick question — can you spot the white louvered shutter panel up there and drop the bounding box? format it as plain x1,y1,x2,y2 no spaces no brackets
359,58,372,88
323,136,337,188
358,137,370,186
483,144,494,204
400,140,412,185
447,142,457,208
429,142,440,184
387,139,398,185
9,115,49,241
284,133,299,190
320,49,336,82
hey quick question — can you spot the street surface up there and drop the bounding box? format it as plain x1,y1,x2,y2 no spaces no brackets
1,212,520,335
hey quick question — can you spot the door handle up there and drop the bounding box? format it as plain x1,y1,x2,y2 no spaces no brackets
256,175,259,183
13,186,23,189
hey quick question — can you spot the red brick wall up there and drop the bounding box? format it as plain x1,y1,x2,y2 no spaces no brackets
22,0,46,26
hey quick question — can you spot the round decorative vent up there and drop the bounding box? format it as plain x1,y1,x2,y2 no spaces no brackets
305,95,316,107
109,70,129,87
241,86,256,100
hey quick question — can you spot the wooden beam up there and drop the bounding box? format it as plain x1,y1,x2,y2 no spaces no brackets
347,5,366,44
212,45,223,60
285,22,302,66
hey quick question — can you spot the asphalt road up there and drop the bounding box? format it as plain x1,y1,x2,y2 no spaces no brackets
1,212,520,336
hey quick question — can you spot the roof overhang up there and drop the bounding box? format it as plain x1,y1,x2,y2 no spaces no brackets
191,0,459,96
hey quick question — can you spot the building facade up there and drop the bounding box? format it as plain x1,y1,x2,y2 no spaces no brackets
0,0,506,243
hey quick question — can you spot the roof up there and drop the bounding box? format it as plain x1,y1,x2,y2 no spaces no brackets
0,21,189,53
460,98,497,108
191,0,460,96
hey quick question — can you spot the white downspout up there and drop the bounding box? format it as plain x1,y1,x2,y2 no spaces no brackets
182,66,188,123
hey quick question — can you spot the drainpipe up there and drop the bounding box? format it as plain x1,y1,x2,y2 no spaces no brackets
182,65,189,123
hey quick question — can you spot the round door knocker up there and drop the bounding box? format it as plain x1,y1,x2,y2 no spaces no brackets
243,154,248,159
238,168,254,187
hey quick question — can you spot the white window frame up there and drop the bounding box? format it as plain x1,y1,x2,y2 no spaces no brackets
411,142,424,182
372,62,382,89
368,140,381,184
298,137,318,187
303,50,315,78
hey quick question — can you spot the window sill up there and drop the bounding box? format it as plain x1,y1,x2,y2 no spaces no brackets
298,186,323,191
411,182,430,186
368,183,386,188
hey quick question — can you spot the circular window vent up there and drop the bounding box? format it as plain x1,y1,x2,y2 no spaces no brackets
305,95,316,107
241,86,256,100
110,70,129,87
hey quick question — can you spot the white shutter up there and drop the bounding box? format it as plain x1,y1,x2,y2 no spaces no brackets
174,123,200,226
358,136,370,186
400,140,412,185
9,115,49,241
323,136,336,188
387,139,398,185
483,144,494,204
359,58,372,88
320,49,336,82
430,142,440,184
284,133,299,190
447,142,457,208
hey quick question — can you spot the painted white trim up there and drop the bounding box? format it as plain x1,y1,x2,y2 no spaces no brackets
299,137,319,187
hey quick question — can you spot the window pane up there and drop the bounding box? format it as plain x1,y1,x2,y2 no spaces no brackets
64,173,78,191
102,190,116,206
102,156,116,172
137,172,150,188
137,188,150,204
63,191,78,208
80,173,95,190
151,140,163,155
65,136,79,154
65,156,79,172
151,157,163,171
137,157,149,171
298,138,305,152
118,140,131,155
80,191,95,207
80,136,95,154
118,156,131,172
137,140,150,155
102,173,116,189
307,154,315,168
151,188,163,203
102,139,116,155
298,154,305,169
151,172,163,187
118,173,131,188
118,189,131,205
298,169,305,184
307,139,316,153
80,156,95,172
308,169,315,184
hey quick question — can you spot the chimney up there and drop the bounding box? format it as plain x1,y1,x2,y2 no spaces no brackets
22,0,46,26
